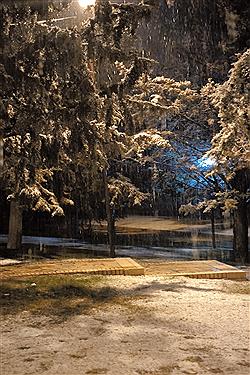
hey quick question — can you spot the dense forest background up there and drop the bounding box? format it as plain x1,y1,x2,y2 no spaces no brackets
0,0,249,262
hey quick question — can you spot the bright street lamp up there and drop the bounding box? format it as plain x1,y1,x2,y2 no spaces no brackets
78,0,96,7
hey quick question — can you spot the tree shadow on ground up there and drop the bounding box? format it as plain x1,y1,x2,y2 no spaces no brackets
133,281,222,294
0,277,242,323
0,282,121,323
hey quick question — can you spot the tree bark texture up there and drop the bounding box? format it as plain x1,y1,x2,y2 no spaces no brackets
7,200,22,250
0,125,3,171
233,199,248,264
232,169,249,264
211,209,216,249
103,170,116,257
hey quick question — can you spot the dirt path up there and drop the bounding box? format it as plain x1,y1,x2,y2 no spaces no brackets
1,274,249,375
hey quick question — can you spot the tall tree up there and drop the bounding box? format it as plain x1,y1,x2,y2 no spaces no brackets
0,1,102,249
81,0,156,256
202,49,250,263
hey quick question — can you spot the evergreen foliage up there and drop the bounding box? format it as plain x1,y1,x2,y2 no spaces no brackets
0,1,249,261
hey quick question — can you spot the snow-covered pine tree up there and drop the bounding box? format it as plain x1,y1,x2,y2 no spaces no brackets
202,49,250,263
81,0,219,256
80,0,156,256
0,1,103,249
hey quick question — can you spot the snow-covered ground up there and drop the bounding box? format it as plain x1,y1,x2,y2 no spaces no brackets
1,274,249,375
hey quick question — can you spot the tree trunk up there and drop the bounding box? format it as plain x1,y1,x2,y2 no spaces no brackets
7,200,23,250
211,209,216,249
109,209,116,257
229,210,233,229
0,125,3,172
231,169,249,264
103,170,116,257
233,199,248,264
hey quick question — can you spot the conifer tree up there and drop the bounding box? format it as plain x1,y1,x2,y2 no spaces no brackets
1,1,101,249
202,49,250,263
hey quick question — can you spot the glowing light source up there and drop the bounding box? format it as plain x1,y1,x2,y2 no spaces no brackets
79,0,95,7
198,156,215,168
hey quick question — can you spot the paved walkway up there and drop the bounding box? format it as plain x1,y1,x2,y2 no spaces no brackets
0,258,246,280
0,258,144,280
142,259,246,279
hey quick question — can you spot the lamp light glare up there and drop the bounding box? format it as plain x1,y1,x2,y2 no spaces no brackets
79,0,95,7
